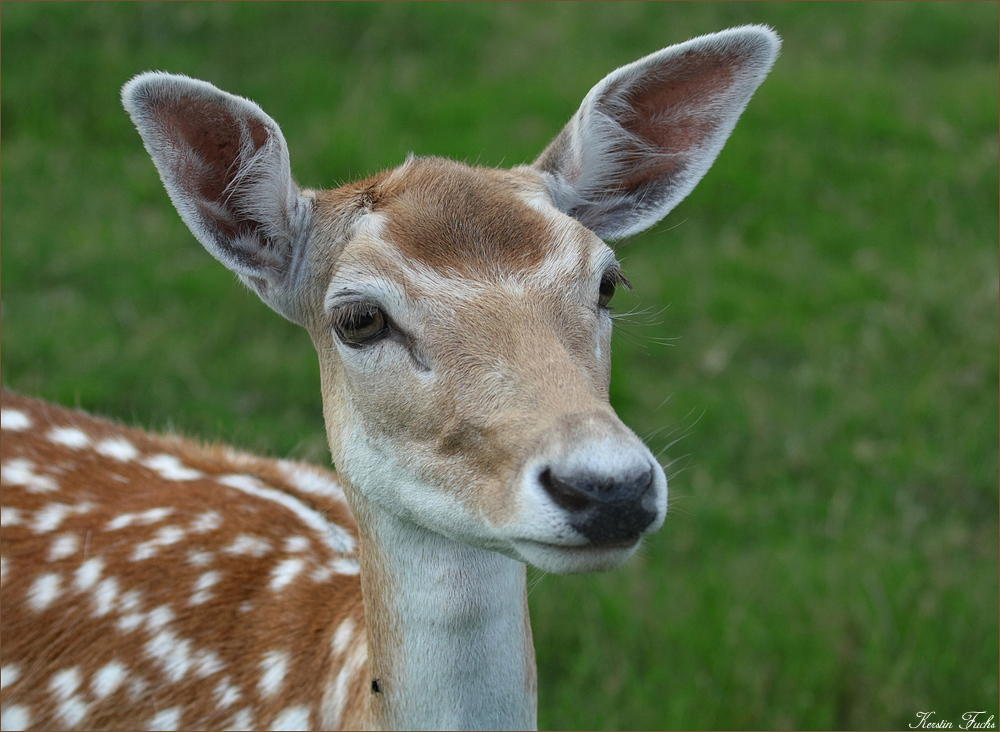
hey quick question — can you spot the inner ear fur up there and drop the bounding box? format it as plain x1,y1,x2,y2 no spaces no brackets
122,72,312,318
534,25,781,241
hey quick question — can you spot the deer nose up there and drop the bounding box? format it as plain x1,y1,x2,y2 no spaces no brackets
538,465,658,544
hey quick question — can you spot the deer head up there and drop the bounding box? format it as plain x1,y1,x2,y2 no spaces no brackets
122,26,779,578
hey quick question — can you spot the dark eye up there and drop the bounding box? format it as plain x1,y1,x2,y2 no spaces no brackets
333,302,388,346
598,275,617,309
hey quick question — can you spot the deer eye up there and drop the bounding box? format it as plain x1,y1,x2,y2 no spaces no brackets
598,268,632,311
333,302,388,346
598,275,617,309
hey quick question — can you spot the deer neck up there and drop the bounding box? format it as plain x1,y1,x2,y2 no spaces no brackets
349,490,538,731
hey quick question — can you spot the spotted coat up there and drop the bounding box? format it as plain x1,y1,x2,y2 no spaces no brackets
1,392,368,731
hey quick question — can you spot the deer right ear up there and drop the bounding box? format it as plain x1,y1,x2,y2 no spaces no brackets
122,72,312,322
534,26,780,241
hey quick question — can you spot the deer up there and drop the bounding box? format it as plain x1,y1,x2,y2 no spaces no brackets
0,25,779,731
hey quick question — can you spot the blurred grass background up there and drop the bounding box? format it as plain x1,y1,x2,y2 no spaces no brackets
2,2,997,729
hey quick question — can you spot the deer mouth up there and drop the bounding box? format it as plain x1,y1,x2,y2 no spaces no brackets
510,536,644,574
527,537,641,551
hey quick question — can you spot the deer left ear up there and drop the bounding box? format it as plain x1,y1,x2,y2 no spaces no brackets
534,25,780,241
122,72,312,323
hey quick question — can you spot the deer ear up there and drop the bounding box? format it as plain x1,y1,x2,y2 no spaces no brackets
534,25,780,241
122,72,312,322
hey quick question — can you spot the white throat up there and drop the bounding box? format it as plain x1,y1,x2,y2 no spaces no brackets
357,503,537,731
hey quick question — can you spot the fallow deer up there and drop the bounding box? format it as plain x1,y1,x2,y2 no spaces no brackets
1,26,780,730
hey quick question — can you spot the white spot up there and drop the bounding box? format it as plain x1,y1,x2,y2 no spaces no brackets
190,510,222,534
118,612,145,633
239,601,254,613
1,664,21,690
326,638,368,728
74,556,104,592
106,507,174,531
1,704,31,731
270,558,305,592
1,507,22,526
277,459,345,500
148,707,182,731
1,557,8,586
258,650,289,698
225,708,255,731
93,576,120,616
120,589,143,612
3,458,59,493
330,616,355,656
218,474,356,555
271,705,311,731
33,503,73,533
47,426,90,449
156,524,188,544
332,558,361,576
1,408,32,431
95,436,139,461
57,697,90,727
113,596,148,633
49,666,82,699
145,629,193,683
311,566,332,583
223,534,272,557
146,605,175,630
49,532,80,561
134,507,175,524
187,549,214,566
214,676,242,710
190,570,221,605
28,572,63,611
91,660,129,699
217,473,265,492
131,525,186,561
106,513,134,531
194,648,224,678
117,608,148,635
284,535,311,553
128,675,149,701
143,454,203,481
311,559,359,583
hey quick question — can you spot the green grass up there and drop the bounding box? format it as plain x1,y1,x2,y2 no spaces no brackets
2,3,997,729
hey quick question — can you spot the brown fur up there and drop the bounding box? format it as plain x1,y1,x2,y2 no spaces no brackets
346,157,555,278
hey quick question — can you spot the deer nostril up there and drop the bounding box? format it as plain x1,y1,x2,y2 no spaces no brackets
637,468,655,500
538,467,594,512
538,466,655,508
539,466,655,506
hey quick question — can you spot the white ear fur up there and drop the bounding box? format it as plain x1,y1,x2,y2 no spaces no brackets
534,25,781,241
122,72,312,320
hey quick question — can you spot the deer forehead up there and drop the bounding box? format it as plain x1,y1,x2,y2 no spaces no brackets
315,157,615,312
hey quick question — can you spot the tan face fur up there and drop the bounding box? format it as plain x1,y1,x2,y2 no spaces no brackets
301,157,666,573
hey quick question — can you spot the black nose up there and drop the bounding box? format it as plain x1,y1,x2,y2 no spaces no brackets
539,466,657,544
